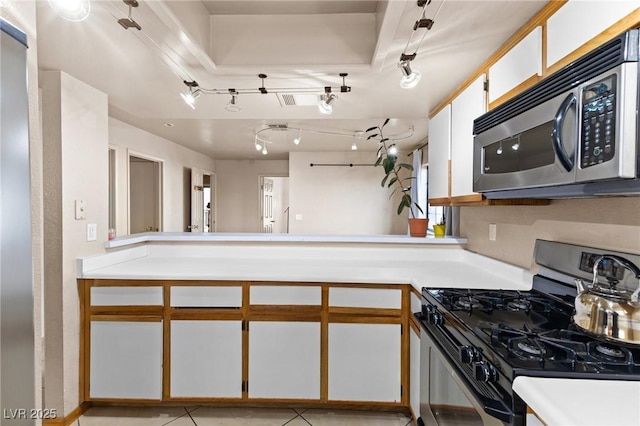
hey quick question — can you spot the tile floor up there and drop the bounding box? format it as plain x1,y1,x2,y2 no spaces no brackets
76,406,417,426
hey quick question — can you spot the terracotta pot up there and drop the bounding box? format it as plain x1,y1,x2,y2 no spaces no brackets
433,224,446,238
408,218,428,237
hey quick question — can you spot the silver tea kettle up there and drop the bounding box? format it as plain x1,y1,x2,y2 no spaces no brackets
573,254,640,345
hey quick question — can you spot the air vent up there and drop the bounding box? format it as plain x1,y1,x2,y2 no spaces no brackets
281,94,296,106
474,30,639,135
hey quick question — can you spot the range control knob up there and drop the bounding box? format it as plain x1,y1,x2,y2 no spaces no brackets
474,360,498,383
459,345,480,364
427,310,444,326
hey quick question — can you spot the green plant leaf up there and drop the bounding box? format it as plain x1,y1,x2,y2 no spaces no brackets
382,118,390,128
413,203,424,215
398,163,413,171
365,126,378,133
380,138,389,143
397,202,406,215
387,177,398,188
367,134,379,140
374,155,383,166
381,174,390,187
383,157,395,174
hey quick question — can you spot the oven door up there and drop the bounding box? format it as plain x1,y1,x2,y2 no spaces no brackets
419,329,513,426
473,87,579,193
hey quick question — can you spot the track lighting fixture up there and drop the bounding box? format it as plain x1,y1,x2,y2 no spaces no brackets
180,81,201,109
397,0,446,89
117,0,141,31
179,74,351,113
253,125,414,156
398,57,422,89
226,90,241,112
318,90,337,115
48,0,91,22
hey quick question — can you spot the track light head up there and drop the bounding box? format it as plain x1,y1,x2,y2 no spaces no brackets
398,60,422,89
293,129,302,145
318,92,337,115
226,90,241,112
180,88,201,109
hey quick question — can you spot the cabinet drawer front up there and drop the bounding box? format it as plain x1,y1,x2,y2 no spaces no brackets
329,287,401,309
171,286,242,307
91,287,163,306
250,286,321,305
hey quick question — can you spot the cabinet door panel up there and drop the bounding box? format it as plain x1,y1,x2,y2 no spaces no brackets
329,287,401,309
90,321,162,399
410,327,420,419
250,285,321,305
91,286,163,306
249,321,320,399
171,286,242,307
171,320,242,397
547,1,638,68
451,75,486,198
328,323,401,402
428,105,451,200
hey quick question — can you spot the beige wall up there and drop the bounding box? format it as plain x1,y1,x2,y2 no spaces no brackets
41,70,109,415
109,118,216,235
288,151,408,235
215,159,289,232
461,197,640,270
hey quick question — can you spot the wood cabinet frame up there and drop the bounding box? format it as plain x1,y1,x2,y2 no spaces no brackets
78,279,416,414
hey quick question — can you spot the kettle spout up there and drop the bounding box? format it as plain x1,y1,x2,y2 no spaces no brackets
574,278,586,293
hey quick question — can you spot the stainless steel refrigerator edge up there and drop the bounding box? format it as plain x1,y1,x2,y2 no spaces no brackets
1,18,35,425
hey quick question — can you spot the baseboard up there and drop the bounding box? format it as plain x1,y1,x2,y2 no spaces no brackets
42,401,92,426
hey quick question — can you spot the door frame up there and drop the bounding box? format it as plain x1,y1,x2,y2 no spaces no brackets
190,168,217,232
257,173,288,233
127,149,164,235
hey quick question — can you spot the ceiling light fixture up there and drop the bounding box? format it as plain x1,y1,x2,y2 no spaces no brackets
225,90,241,112
117,0,141,31
253,125,415,156
180,82,201,109
180,73,351,113
48,0,91,22
318,90,337,115
397,0,446,89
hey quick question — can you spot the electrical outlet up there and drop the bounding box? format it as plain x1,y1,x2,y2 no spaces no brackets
87,223,97,241
489,223,497,241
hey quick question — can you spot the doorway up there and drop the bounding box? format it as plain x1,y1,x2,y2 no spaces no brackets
189,168,216,232
259,175,289,233
129,153,163,234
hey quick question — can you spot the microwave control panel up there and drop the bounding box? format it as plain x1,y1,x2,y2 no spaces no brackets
580,75,617,169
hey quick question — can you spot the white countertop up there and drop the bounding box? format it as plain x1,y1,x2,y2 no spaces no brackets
514,376,640,426
79,234,532,291
104,232,468,249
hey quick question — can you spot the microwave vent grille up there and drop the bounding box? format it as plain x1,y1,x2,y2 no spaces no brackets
474,30,638,135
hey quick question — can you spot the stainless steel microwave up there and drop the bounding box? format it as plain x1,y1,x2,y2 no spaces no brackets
473,30,640,198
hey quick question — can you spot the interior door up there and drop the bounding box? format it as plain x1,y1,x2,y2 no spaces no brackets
190,168,204,232
129,155,161,233
262,177,274,233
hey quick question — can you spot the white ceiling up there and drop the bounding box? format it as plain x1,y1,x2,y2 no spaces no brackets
35,0,547,160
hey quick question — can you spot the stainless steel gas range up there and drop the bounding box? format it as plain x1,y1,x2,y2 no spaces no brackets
416,240,640,426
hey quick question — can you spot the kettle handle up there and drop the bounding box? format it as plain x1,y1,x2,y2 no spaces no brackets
592,255,640,303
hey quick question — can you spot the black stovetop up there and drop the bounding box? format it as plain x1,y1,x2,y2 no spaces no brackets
422,283,640,379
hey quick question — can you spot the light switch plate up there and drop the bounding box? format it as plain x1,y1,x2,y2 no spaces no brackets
75,200,86,220
87,223,97,241
295,214,302,221
489,223,497,241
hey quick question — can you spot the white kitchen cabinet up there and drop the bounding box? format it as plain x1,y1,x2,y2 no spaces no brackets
328,323,401,402
450,74,486,198
170,286,242,307
428,104,451,200
488,27,541,103
170,320,242,398
250,285,321,305
329,287,401,309
410,326,420,420
248,321,320,399
90,320,163,399
546,1,638,68
91,286,163,306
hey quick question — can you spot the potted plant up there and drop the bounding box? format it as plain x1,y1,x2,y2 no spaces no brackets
433,215,446,238
366,119,427,237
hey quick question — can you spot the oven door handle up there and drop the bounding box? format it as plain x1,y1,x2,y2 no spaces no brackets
551,92,576,172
